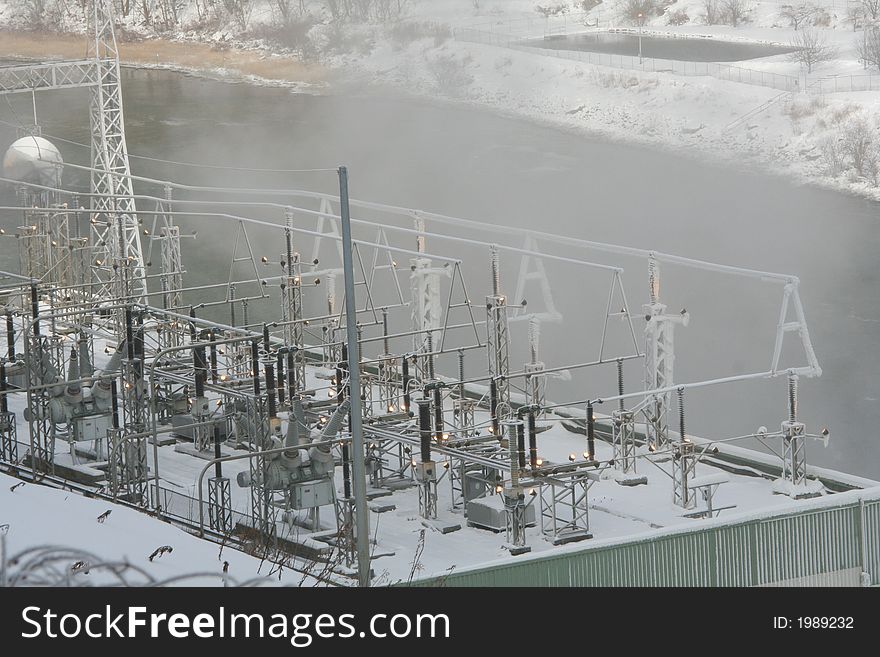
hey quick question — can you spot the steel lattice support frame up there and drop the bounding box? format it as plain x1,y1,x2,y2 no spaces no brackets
448,457,467,511
486,294,511,422
377,356,399,414
322,318,340,369
17,225,48,285
644,302,688,449
611,409,638,474
504,488,528,548
671,440,697,509
247,397,277,543
781,420,807,487
449,448,496,512
418,474,439,520
109,427,148,505
87,0,146,317
23,331,55,474
0,411,17,464
410,257,444,382
208,476,233,534
121,317,145,431
525,316,546,410
116,310,149,507
360,372,374,419
281,215,307,394
453,398,476,438
537,472,591,543
366,438,411,488
334,498,357,568
17,209,71,289
155,187,184,328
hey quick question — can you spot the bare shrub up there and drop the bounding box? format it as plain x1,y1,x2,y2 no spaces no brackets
18,0,69,29
222,0,253,31
618,0,658,24
866,148,880,185
250,17,317,56
269,0,304,26
848,5,865,31
780,3,816,30
426,53,474,96
841,115,876,177
703,0,749,26
666,8,689,25
862,0,880,21
389,21,452,49
702,0,722,24
535,3,570,17
813,8,831,27
830,103,859,123
855,27,880,70
722,0,749,26
323,22,375,54
785,99,814,120
150,0,187,31
324,0,409,24
820,136,846,176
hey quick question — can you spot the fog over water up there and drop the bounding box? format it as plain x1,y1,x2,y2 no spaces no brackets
1,68,878,478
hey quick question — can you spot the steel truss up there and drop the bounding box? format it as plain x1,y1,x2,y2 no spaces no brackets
537,471,591,543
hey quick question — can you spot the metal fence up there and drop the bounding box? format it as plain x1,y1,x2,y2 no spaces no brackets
812,73,880,93
455,27,800,92
411,487,880,587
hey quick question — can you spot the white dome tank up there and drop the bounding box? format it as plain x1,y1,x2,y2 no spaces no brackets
2,136,64,188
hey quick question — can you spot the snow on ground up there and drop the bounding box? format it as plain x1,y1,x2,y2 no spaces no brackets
0,471,319,586
0,347,860,587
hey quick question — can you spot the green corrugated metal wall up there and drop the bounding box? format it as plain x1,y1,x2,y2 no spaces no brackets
411,492,880,587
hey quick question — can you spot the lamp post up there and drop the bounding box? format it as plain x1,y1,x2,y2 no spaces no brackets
637,12,643,65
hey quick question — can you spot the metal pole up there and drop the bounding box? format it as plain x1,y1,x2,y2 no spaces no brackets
339,166,371,587
638,13,643,64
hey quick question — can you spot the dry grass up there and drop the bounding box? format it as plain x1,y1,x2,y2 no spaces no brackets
0,30,326,84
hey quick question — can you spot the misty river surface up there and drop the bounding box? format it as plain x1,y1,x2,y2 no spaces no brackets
1,67,879,479
523,33,795,62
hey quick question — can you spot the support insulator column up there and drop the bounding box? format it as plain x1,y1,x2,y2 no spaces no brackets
415,397,437,519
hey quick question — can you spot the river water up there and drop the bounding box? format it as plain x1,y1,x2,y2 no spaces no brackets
523,33,795,62
1,67,878,479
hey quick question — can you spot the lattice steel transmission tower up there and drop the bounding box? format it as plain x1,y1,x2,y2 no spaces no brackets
87,0,146,312
644,256,688,450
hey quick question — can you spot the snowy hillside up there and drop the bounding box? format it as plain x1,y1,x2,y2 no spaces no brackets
2,2,880,219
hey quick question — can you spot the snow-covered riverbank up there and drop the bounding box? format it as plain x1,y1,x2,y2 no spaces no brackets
4,0,880,202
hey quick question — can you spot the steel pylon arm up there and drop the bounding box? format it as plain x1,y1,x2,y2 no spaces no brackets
0,60,101,94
